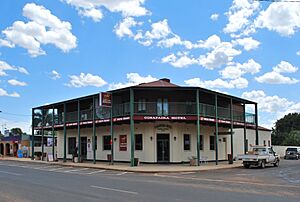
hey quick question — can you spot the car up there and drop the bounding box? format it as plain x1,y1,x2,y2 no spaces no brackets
284,147,300,160
238,146,280,169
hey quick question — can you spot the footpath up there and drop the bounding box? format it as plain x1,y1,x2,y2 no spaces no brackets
0,157,242,173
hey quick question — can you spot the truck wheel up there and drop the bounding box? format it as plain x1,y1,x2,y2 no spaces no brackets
243,164,250,169
260,160,265,169
274,160,279,167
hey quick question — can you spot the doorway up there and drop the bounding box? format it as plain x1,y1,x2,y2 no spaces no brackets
5,143,10,156
13,143,19,156
0,143,4,155
80,137,87,160
157,134,170,163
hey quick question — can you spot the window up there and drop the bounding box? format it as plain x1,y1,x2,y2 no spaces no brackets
135,134,143,150
138,99,146,113
184,134,191,151
263,140,266,146
157,98,168,116
200,135,203,150
268,140,271,147
210,136,215,150
68,137,76,154
103,135,111,150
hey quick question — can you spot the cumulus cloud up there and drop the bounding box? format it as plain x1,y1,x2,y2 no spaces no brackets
161,52,198,68
184,77,248,89
220,59,261,79
66,73,107,88
255,2,300,36
114,17,141,38
1,3,77,57
50,70,61,80
63,0,150,22
255,61,299,84
223,0,260,37
109,73,157,90
0,60,29,76
232,37,260,51
8,79,27,86
210,13,219,21
0,88,20,97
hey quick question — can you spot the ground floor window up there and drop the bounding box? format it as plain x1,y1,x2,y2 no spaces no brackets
210,136,215,150
200,135,203,150
68,137,76,154
135,134,143,150
184,134,191,151
103,135,111,150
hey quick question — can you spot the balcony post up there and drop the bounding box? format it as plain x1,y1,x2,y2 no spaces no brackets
130,88,135,166
255,103,259,145
230,99,233,164
196,89,200,166
215,94,219,165
41,108,44,161
243,102,247,154
93,96,96,164
52,106,55,160
31,108,35,160
110,94,114,165
63,103,67,162
77,100,81,163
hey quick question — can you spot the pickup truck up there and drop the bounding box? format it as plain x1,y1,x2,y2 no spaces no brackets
238,146,280,169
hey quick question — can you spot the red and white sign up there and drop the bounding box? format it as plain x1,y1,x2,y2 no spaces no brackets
119,135,127,151
100,92,112,107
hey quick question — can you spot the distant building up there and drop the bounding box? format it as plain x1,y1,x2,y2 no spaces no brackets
32,78,266,165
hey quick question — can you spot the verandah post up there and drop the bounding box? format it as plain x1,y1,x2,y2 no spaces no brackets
215,94,219,165
130,88,135,167
63,103,67,162
196,89,200,166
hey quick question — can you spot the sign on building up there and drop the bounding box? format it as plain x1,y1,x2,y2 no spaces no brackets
100,92,112,107
119,135,127,151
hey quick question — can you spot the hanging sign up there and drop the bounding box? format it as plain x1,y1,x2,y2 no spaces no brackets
100,92,112,107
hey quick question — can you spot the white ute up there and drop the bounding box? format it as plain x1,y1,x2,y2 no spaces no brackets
238,146,280,169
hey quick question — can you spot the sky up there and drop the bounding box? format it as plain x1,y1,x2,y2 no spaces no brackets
0,0,300,133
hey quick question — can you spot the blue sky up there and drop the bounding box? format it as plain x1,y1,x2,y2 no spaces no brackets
0,0,300,133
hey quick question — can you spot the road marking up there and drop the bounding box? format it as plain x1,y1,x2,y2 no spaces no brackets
0,170,23,176
179,172,196,175
48,167,70,171
85,170,106,175
90,185,138,195
116,172,127,176
64,168,89,173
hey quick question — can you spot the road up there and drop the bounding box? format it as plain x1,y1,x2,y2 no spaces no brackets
0,159,300,202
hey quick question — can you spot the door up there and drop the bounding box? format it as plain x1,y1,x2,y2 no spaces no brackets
157,134,170,163
80,137,87,160
268,148,276,163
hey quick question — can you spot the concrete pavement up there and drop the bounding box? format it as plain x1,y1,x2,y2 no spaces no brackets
0,157,242,173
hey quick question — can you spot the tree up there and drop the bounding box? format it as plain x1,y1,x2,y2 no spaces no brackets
282,131,300,146
10,128,23,136
272,113,300,145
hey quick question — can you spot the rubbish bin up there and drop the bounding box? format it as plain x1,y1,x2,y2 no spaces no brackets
134,158,139,166
189,156,197,166
228,154,233,164
107,154,112,162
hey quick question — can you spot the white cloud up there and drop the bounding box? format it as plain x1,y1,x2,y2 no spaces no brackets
255,2,300,36
161,52,198,68
196,34,222,49
232,37,260,51
297,50,300,56
109,73,157,90
66,73,107,88
114,17,140,38
184,77,248,89
50,70,61,80
0,60,29,76
63,0,150,22
1,3,77,57
210,13,219,21
8,79,27,86
255,61,299,84
220,59,261,79
199,41,241,69
0,39,15,48
223,0,260,37
0,88,20,97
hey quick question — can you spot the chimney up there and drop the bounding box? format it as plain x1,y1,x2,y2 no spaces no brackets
160,78,170,83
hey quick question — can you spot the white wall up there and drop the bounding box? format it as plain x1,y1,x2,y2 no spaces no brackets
56,122,239,163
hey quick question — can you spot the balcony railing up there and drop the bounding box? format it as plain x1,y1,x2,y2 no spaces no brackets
35,102,256,126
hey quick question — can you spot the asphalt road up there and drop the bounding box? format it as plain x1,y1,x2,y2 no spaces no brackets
0,159,300,202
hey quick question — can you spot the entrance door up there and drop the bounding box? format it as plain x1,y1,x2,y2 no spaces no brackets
157,134,170,163
0,143,3,155
80,137,87,160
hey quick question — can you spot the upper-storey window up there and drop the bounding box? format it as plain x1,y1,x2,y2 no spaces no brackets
157,98,168,116
138,98,146,113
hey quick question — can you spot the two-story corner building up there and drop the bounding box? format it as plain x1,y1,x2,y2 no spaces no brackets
32,78,261,166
